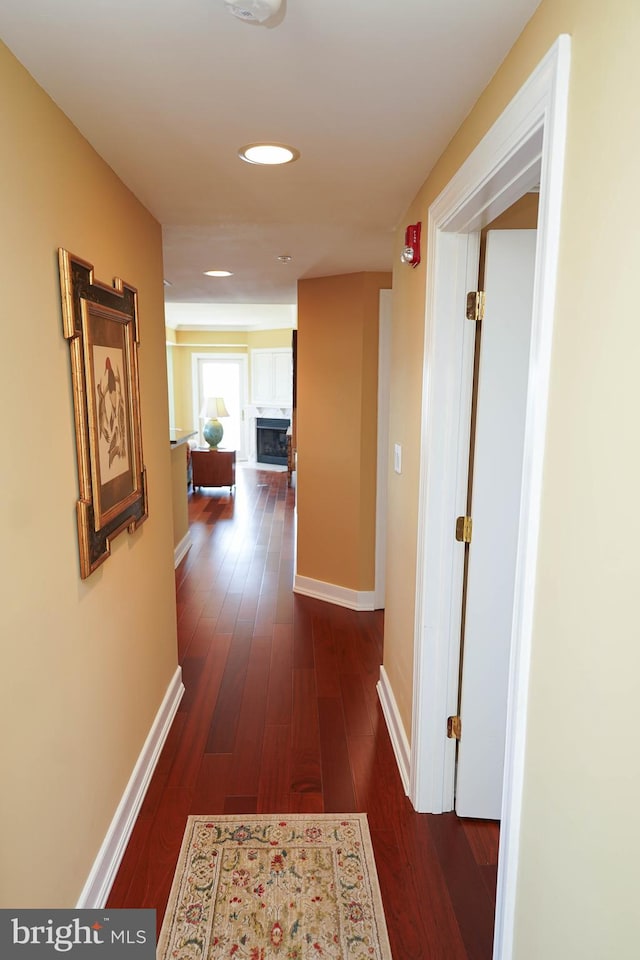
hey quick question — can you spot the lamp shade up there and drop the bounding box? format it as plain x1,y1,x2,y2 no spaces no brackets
201,396,230,419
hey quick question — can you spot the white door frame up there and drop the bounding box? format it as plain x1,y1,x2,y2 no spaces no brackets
410,36,570,960
375,289,392,609
192,353,249,457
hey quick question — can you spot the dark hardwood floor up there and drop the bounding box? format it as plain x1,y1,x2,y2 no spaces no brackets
107,464,499,958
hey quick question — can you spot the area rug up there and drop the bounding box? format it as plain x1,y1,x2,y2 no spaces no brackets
157,814,392,959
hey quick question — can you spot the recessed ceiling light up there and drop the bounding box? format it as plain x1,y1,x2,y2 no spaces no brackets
238,143,300,165
277,255,292,263
204,270,233,277
224,0,282,23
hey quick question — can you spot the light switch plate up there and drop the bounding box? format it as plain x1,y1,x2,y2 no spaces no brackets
394,443,402,474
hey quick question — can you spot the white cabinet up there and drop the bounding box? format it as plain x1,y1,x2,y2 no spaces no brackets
252,352,273,401
273,352,292,401
251,349,292,405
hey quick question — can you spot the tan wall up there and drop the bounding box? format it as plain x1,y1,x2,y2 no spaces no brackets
170,445,190,550
296,273,391,592
485,191,539,231
384,0,640,955
0,43,178,906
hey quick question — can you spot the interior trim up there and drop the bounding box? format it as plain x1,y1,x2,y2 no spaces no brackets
377,667,411,795
75,667,184,908
174,531,192,568
293,575,375,612
410,35,571,960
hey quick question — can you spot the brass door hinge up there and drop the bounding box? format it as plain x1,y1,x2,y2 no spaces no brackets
466,290,485,322
447,715,462,740
455,516,473,543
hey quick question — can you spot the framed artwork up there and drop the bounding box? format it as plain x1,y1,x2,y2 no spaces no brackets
59,249,148,579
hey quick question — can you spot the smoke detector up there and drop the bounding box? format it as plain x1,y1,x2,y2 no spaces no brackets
224,0,281,22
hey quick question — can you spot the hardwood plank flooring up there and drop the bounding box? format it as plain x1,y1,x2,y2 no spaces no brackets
107,464,499,958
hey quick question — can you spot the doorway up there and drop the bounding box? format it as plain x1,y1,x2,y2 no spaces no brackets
455,224,537,820
409,37,570,960
192,354,249,458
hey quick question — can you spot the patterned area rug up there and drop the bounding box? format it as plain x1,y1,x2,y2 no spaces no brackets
157,814,392,959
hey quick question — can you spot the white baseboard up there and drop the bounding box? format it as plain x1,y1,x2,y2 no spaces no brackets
293,574,375,612
76,667,184,908
174,532,192,568
377,666,411,796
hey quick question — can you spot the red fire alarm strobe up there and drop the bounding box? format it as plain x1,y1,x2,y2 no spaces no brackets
400,222,421,268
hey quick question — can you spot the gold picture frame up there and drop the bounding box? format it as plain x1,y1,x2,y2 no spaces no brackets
59,249,148,579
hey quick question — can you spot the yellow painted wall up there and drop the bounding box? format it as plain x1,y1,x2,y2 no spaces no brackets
384,0,640,955
174,330,250,346
167,328,294,432
0,43,178,906
247,329,293,350
297,273,391,592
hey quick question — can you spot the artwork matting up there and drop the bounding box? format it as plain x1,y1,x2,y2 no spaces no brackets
59,248,148,579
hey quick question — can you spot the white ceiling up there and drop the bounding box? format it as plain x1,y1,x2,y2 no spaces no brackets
0,0,540,328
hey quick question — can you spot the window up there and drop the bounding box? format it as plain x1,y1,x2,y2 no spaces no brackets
192,354,249,458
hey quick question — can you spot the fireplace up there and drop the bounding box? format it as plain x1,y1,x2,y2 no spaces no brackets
256,417,290,465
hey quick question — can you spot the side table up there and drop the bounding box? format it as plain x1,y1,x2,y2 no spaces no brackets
191,449,236,492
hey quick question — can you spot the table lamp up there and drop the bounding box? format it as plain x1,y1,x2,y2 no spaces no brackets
201,396,230,449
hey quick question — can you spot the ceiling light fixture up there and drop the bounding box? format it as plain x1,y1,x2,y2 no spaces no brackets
224,0,281,23
277,255,292,263
204,270,233,277
238,143,300,165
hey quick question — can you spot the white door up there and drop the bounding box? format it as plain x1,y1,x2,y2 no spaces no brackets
455,229,537,819
194,356,248,459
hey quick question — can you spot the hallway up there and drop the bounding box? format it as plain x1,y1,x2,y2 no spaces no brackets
107,464,498,959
